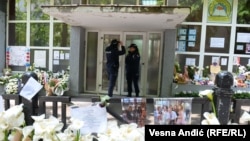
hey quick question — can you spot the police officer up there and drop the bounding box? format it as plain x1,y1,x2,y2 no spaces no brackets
125,43,140,97
105,39,126,97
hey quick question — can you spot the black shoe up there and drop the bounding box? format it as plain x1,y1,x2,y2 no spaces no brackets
136,93,139,97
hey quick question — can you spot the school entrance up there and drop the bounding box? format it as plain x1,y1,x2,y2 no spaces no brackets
85,32,163,96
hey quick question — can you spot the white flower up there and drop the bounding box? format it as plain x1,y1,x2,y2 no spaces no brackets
201,112,220,125
1,104,25,130
97,121,145,141
67,118,84,131
199,90,214,101
22,126,34,141
32,115,64,141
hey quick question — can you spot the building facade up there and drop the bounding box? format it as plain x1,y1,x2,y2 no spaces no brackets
1,0,250,97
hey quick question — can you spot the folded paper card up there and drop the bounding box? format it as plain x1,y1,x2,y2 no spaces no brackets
20,77,43,101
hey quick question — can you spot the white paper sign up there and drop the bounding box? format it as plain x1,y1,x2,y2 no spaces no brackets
70,104,107,135
60,53,65,60
20,77,43,101
237,33,250,43
185,58,196,66
34,50,46,68
212,56,220,65
210,37,225,48
8,47,29,66
53,51,60,59
65,53,70,60
221,58,227,66
0,96,4,113
53,60,59,65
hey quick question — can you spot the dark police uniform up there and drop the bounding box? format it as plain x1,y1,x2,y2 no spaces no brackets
125,44,140,97
105,39,125,97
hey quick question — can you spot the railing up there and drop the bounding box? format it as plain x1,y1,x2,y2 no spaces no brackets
52,0,178,6
2,93,249,126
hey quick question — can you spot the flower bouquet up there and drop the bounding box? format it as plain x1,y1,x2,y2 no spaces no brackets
44,74,69,96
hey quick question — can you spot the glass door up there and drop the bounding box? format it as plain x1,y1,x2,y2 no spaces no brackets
96,32,162,96
121,32,162,96
98,33,123,94
121,32,146,96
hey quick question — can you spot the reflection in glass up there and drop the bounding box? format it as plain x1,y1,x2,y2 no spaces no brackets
124,35,143,94
147,33,161,95
179,0,203,22
205,26,231,53
114,0,136,5
102,34,120,91
54,0,71,5
89,0,111,4
8,23,26,46
86,32,98,91
30,23,49,46
30,0,50,20
9,0,27,20
53,23,70,47
237,0,250,24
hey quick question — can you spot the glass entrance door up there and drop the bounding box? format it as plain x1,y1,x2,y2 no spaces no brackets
121,32,146,96
97,32,162,96
98,33,122,94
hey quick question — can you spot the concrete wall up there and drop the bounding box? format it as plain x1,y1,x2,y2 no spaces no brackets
0,0,7,75
69,26,85,94
160,29,177,97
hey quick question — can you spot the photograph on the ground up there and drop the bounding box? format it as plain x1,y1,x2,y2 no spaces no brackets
121,98,147,127
154,98,192,125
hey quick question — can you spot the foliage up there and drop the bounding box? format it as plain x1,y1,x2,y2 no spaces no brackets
237,0,250,24
186,65,198,80
178,0,203,22
233,91,250,99
174,91,199,97
202,66,210,78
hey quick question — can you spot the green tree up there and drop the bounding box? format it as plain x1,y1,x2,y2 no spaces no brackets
179,0,203,22
237,0,250,24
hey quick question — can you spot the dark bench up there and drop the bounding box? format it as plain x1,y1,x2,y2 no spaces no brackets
38,96,71,129
2,94,21,110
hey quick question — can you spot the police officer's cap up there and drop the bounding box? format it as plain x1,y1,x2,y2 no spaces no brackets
129,44,137,48
111,39,119,45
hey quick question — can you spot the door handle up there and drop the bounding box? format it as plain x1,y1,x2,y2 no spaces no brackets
141,63,145,65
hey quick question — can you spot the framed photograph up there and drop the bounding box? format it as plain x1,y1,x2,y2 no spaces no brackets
121,98,147,127
245,44,250,54
234,43,245,54
154,98,192,125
